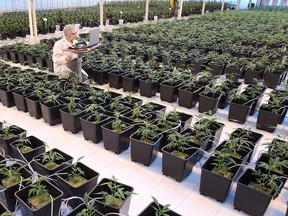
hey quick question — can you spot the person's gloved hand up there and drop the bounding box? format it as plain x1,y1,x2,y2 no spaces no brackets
65,55,72,62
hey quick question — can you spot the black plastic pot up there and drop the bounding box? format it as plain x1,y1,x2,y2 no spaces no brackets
15,180,63,216
138,202,181,216
18,53,27,65
178,85,203,109
256,106,285,133
139,78,159,98
88,178,134,215
90,69,109,85
0,164,32,211
0,87,15,108
0,125,26,155
40,101,65,126
26,55,36,66
13,90,33,112
9,51,19,63
80,113,112,143
122,75,141,93
25,95,43,119
56,162,99,199
10,135,46,162
162,144,199,182
35,56,47,69
208,63,225,76
200,156,241,202
101,121,134,154
60,107,86,134
0,202,9,214
225,66,242,80
198,92,221,114
243,70,263,84
228,99,254,124
33,148,73,176
108,72,123,89
233,168,284,216
130,133,162,166
159,82,181,103
263,72,283,89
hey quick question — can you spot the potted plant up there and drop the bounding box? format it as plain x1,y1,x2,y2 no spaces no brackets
200,151,241,202
0,162,32,211
25,82,50,119
233,168,285,216
130,120,162,166
15,177,63,216
0,121,26,155
12,80,33,112
230,127,263,162
228,88,255,124
192,112,224,151
159,68,184,103
162,131,203,182
139,68,162,98
40,92,65,126
121,67,141,93
256,96,286,133
198,80,224,114
80,104,111,143
178,76,204,109
88,176,134,215
262,60,286,88
56,157,100,199
255,154,288,177
60,96,86,134
33,148,73,176
101,112,134,154
138,196,181,216
10,133,46,162
215,136,253,164
66,193,103,216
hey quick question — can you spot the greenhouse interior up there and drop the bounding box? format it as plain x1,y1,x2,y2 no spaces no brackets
0,0,288,215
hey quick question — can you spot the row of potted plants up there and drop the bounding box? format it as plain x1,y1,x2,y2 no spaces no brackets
0,0,227,40
0,120,182,216
2,102,286,216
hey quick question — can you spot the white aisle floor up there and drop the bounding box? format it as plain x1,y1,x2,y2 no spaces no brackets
0,80,288,216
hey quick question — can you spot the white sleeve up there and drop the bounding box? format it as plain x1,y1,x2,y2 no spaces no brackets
52,41,68,65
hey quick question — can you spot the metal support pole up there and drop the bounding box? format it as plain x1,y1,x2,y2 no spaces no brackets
177,0,183,19
32,0,38,40
144,0,149,21
201,0,206,15
28,0,34,41
99,0,104,28
236,0,241,10
221,0,225,12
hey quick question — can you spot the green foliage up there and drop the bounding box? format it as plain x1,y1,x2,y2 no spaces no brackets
111,112,128,133
41,150,65,166
134,120,159,143
76,193,97,216
28,178,49,198
0,120,19,139
13,132,32,151
250,170,282,196
151,196,170,216
211,151,237,178
85,104,105,123
97,176,133,208
67,156,85,181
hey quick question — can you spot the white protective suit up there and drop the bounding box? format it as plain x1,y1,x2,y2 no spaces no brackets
52,37,88,81
52,37,78,79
